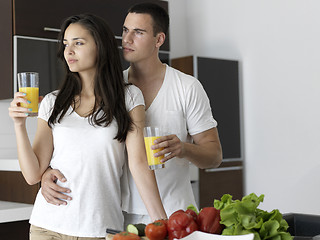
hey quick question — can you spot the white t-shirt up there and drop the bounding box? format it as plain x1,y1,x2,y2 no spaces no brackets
29,85,144,237
122,65,217,218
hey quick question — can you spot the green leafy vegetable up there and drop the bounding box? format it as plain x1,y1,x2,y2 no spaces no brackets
213,193,293,240
187,204,199,214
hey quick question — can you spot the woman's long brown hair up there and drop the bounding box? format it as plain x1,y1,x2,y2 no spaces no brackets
48,13,132,142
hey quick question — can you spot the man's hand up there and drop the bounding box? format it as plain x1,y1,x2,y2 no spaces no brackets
151,134,184,162
151,128,222,169
41,168,72,205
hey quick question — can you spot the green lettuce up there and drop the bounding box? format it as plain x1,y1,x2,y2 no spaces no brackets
214,193,293,240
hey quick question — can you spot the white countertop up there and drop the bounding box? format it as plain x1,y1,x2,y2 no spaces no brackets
0,159,21,171
0,159,201,180
0,201,33,223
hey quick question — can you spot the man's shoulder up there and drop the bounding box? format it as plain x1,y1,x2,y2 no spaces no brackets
167,65,200,87
123,68,129,83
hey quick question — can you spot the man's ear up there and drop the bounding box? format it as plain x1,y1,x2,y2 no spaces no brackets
155,32,166,48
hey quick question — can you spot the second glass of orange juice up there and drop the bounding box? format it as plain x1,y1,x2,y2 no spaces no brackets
17,72,39,117
144,126,165,170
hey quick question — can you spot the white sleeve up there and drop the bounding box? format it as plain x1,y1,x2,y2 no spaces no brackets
185,80,217,136
37,92,57,122
125,85,145,112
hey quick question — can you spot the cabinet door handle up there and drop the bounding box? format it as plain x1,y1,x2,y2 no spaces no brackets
205,166,243,173
43,27,61,33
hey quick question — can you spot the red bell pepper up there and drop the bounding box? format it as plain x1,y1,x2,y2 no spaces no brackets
167,210,198,240
197,207,224,234
185,209,197,222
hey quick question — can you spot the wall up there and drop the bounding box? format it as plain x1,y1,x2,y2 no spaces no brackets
166,0,190,58
168,0,320,214
0,99,36,160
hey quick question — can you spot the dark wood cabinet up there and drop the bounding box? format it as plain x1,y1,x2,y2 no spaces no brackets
0,171,39,204
0,1,13,99
0,220,30,240
0,171,38,239
171,56,244,208
14,0,169,49
0,0,169,99
199,161,243,207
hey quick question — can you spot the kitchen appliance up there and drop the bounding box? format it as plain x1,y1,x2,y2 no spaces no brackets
13,35,65,97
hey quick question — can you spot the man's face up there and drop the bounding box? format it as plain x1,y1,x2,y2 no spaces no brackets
122,13,159,63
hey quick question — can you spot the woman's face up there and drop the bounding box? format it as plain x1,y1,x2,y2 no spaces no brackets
63,23,97,75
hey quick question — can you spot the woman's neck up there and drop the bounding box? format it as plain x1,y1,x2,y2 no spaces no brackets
78,70,96,97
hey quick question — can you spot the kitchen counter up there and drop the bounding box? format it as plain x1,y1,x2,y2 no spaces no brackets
0,159,20,171
0,201,33,223
0,159,199,180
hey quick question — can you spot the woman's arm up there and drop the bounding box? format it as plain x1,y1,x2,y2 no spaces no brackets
9,92,53,185
125,105,167,221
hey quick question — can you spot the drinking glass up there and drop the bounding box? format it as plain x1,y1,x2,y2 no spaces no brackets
144,126,165,170
17,72,39,117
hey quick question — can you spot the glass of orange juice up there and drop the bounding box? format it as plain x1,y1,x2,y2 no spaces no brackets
144,126,165,170
17,72,39,117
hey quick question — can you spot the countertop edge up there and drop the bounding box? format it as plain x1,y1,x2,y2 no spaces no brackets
0,201,33,223
0,159,21,171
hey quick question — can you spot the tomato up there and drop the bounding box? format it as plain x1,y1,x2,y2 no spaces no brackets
145,220,168,240
112,231,141,240
155,219,168,228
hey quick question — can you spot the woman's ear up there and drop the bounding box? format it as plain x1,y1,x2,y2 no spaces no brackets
155,32,166,48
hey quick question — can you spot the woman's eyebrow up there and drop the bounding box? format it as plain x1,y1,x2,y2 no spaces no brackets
63,37,86,41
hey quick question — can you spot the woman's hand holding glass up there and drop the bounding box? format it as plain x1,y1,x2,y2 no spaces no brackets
9,92,43,124
8,92,33,124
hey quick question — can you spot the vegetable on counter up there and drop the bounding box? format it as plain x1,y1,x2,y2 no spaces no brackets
167,209,198,240
185,206,198,222
197,207,224,234
145,219,168,240
214,193,293,240
112,231,141,240
127,223,146,236
120,193,293,240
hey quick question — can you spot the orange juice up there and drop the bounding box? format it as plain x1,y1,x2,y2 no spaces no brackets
144,136,165,170
19,87,39,114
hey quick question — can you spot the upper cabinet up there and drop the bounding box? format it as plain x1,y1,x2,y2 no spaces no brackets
13,0,169,51
0,1,12,99
0,0,169,100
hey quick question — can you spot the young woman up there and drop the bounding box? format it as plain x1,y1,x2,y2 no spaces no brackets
8,13,166,239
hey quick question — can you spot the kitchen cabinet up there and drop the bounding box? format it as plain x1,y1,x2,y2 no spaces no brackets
199,161,243,207
0,1,12,99
0,220,30,240
0,166,38,239
171,56,244,208
0,0,169,100
0,201,33,240
13,0,169,48
0,171,39,204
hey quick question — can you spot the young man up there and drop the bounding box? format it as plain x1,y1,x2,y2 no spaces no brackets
40,3,222,226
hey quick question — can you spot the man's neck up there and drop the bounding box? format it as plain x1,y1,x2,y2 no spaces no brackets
128,58,167,110
129,58,165,84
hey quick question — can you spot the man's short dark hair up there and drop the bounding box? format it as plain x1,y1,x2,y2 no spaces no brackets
128,2,169,36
